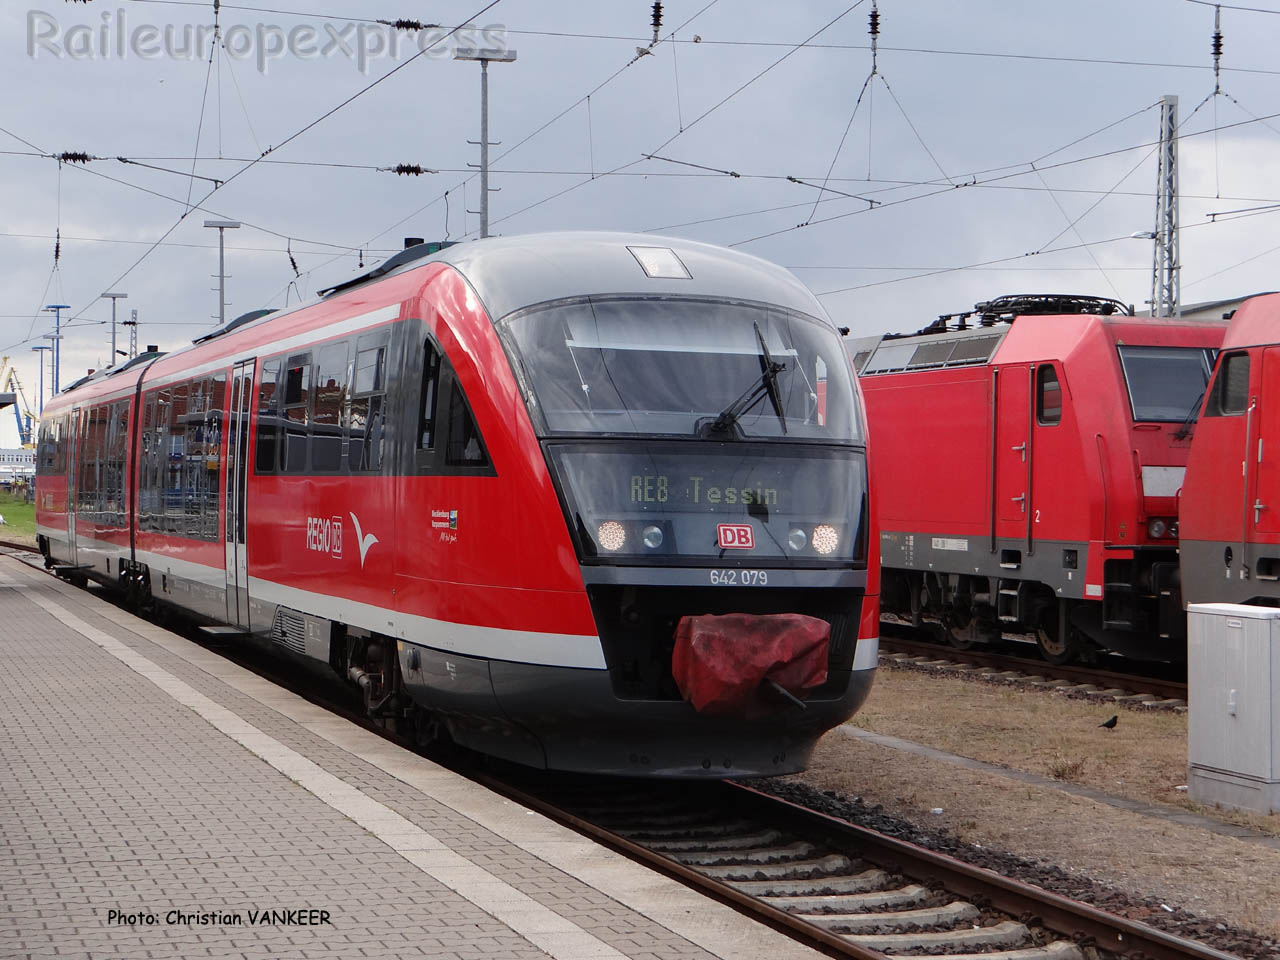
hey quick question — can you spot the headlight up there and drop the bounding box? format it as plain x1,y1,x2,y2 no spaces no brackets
597,521,627,552
642,525,664,549
787,528,807,552
1148,518,1167,540
812,524,839,555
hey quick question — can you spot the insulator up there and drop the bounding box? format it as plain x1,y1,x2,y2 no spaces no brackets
1212,31,1223,58
57,151,92,164
287,242,300,278
54,228,60,264
379,19,435,31
358,248,364,269
868,7,880,37
390,163,430,177
652,2,664,32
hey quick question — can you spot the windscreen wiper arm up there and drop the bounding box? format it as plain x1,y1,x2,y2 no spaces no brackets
697,322,788,438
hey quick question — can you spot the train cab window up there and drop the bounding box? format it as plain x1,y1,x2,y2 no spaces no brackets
255,359,281,474
282,353,312,473
348,338,388,472
1036,365,1062,425
312,341,349,472
1206,351,1250,417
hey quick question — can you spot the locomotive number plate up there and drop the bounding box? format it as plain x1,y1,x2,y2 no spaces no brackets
709,569,769,586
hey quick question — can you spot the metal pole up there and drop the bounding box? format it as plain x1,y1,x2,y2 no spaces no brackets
101,293,127,366
455,47,515,240
30,345,50,415
218,227,227,326
480,59,490,238
43,305,68,395
204,220,240,326
1151,94,1180,318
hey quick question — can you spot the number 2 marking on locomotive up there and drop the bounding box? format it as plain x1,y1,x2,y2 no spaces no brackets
709,570,768,586
1034,509,1041,523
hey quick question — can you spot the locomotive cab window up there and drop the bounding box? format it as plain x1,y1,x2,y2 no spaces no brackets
1206,351,1250,417
1117,345,1215,423
1036,365,1062,425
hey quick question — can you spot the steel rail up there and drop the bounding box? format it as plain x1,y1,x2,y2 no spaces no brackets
724,781,1240,960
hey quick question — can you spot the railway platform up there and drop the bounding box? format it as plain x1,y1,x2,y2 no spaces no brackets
0,552,822,960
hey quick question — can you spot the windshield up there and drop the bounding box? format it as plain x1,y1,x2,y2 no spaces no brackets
500,297,861,442
1117,345,1215,422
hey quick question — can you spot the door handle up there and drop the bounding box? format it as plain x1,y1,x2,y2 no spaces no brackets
1011,494,1026,512
1011,442,1026,461
1256,500,1267,523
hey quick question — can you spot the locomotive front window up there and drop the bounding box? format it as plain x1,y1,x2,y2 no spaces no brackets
500,297,861,442
1117,345,1215,423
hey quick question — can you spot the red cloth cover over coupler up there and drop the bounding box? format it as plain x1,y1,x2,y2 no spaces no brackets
672,613,830,715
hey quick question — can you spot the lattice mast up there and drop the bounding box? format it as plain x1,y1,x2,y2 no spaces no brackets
1151,95,1180,318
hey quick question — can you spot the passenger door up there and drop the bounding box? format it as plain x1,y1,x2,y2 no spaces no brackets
1253,346,1280,536
65,409,79,566
225,360,254,628
993,365,1033,540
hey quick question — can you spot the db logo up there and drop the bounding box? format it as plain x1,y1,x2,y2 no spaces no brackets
717,523,755,549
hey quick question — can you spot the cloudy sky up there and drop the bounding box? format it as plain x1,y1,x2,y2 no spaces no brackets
3,0,1279,445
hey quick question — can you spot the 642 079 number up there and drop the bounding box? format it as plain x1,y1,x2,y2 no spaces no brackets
709,569,768,586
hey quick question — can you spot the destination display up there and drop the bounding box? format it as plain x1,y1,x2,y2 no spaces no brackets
548,442,866,564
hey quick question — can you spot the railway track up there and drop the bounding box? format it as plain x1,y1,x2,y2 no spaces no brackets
4,546,1238,960
482,773,1237,960
879,631,1189,706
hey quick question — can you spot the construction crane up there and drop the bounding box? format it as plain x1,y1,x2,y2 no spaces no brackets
0,357,37,448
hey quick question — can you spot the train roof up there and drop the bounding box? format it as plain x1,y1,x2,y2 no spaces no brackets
367,230,829,322
849,294,1228,376
42,231,832,413
1221,292,1280,350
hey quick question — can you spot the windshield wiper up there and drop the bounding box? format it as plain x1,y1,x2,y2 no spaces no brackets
697,322,788,439
1172,389,1206,441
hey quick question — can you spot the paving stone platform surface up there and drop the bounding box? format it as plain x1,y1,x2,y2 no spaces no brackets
0,554,821,960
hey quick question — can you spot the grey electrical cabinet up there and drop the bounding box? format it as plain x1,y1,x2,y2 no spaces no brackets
1188,602,1280,815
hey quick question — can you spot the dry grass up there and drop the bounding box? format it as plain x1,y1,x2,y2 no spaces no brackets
849,664,1280,836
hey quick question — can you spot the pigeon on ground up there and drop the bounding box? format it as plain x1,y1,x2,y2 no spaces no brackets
1099,715,1118,730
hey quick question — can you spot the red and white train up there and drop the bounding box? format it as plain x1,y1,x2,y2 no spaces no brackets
848,294,1227,663
35,231,879,777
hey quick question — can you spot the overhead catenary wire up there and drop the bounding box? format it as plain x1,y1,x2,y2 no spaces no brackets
53,0,505,329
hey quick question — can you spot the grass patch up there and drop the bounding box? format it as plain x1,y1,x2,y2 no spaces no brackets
0,488,37,545
1047,753,1087,782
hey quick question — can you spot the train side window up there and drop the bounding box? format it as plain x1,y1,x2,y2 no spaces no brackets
312,341,349,472
418,340,442,451
348,340,387,473
1206,351,1250,416
255,359,281,474
445,378,490,467
282,353,312,474
1036,365,1062,426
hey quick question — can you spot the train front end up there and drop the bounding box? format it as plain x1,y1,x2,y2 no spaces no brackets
452,235,877,777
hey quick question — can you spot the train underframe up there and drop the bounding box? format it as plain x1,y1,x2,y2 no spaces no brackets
39,535,876,777
880,554,1184,663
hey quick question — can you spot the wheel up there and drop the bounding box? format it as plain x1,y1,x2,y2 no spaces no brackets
1035,603,1079,665
945,603,996,651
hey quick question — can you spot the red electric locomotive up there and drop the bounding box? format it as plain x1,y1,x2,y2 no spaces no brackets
850,294,1226,663
34,231,879,777
1181,292,1280,606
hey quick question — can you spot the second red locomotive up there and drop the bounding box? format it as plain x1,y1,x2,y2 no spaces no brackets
850,294,1226,662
